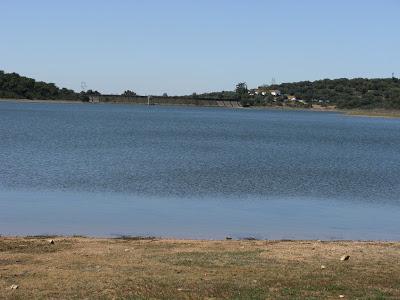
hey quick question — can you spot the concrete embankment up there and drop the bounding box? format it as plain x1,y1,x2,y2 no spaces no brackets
90,95,242,108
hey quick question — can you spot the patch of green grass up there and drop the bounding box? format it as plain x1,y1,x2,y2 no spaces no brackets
225,287,267,299
159,250,264,268
323,284,346,292
281,287,301,296
365,289,393,300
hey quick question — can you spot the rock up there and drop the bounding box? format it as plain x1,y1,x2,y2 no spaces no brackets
48,239,55,244
340,255,350,261
9,284,19,290
339,295,345,298
321,265,326,269
124,248,130,252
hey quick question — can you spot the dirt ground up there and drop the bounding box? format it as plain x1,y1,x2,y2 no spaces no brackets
0,237,399,299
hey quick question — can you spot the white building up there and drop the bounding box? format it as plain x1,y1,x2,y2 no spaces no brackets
270,90,281,96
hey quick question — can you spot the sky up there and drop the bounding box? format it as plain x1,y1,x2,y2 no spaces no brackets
1,0,399,95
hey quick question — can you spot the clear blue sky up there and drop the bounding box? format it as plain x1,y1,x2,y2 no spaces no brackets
1,0,399,95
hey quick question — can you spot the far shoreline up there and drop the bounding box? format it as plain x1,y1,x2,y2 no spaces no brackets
1,234,399,242
1,97,400,119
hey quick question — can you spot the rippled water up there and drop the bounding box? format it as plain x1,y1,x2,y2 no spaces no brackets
1,101,399,239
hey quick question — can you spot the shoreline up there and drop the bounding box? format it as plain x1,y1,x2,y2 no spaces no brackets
341,109,400,119
1,236,399,299
2,97,400,119
1,234,399,242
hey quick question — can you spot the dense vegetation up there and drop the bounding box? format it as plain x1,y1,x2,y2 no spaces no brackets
1,71,399,109
0,71,88,101
192,78,400,109
269,77,400,109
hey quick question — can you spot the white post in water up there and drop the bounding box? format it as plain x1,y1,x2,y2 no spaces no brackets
147,95,150,105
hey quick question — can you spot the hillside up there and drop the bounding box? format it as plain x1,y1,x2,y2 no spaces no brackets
0,71,86,101
265,77,400,109
2,71,400,110
192,78,400,109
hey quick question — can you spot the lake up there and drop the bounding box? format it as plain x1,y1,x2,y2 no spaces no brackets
1,101,399,240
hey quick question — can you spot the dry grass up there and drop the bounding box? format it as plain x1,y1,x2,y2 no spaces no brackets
0,237,399,299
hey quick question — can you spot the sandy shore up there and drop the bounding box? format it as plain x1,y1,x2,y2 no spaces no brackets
1,237,399,299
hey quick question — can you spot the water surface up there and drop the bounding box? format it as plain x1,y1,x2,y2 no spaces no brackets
1,101,399,239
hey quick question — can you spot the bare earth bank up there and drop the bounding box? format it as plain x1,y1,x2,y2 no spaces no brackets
1,237,399,299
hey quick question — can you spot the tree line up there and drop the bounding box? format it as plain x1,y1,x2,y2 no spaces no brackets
0,71,89,101
191,78,400,109
270,77,400,109
1,70,400,109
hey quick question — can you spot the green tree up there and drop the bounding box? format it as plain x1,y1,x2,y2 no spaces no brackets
122,90,136,97
235,82,248,97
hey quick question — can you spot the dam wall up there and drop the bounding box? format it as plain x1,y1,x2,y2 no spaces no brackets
89,95,242,108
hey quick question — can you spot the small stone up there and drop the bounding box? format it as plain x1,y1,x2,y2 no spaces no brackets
339,295,345,298
321,265,326,269
9,284,19,290
48,239,55,244
124,249,130,252
340,255,350,261
252,279,258,283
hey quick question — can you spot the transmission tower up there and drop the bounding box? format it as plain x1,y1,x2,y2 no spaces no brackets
81,81,87,92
